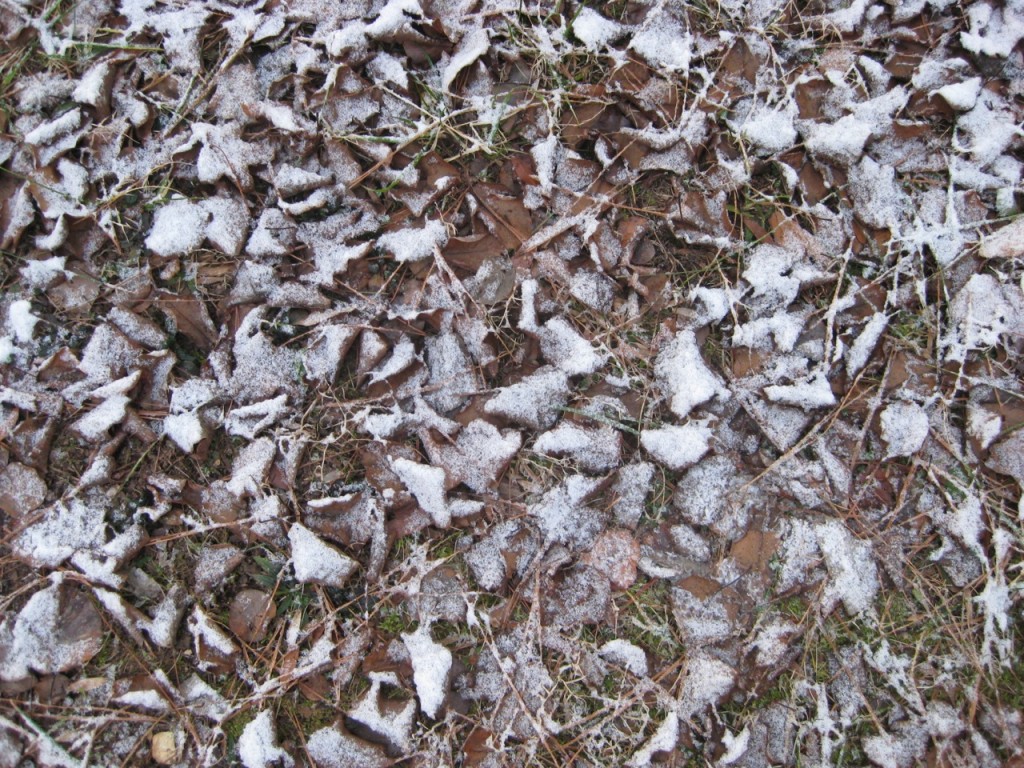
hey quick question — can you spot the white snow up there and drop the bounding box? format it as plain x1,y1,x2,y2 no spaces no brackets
654,330,729,418
391,457,451,528
484,366,571,429
640,424,711,470
573,7,623,52
442,27,489,92
880,401,930,458
845,312,888,375
804,114,873,164
225,394,289,439
529,474,604,549
402,625,452,718
934,77,982,111
719,727,751,764
306,727,388,768
531,134,559,196
226,438,276,497
629,19,691,72
24,108,81,146
533,423,621,472
8,300,39,343
288,523,358,588
764,370,836,409
348,671,416,753
960,3,1024,58
980,217,1024,259
189,607,238,660
0,578,98,680
72,372,140,441
538,316,604,375
20,256,66,288
377,219,448,262
598,639,648,676
678,653,735,717
71,61,110,106
238,711,294,768
740,107,797,154
145,198,209,257
201,196,250,256
627,710,679,767
816,520,879,616
164,412,206,453
967,404,1001,449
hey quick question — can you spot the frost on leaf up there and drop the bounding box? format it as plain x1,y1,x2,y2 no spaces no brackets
238,710,294,768
679,653,736,718
288,523,358,588
181,123,273,191
533,422,622,473
484,366,571,430
306,726,389,768
537,316,604,376
529,475,605,550
225,394,289,439
654,330,728,419
378,219,448,263
12,495,107,568
944,273,1024,362
640,424,711,470
816,520,879,617
402,626,452,719
145,198,209,258
421,419,521,493
348,671,417,754
0,579,103,681
764,370,836,409
880,401,929,458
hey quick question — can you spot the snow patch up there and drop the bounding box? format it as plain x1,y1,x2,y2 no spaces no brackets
402,625,452,718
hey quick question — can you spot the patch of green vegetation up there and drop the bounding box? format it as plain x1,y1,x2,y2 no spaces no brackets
429,531,461,561
253,554,313,616
378,607,416,636
888,308,932,352
617,578,681,661
222,709,257,758
776,595,809,621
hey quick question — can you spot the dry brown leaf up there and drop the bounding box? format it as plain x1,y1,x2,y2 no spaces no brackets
443,233,506,273
0,463,47,519
157,290,219,351
473,183,533,249
228,589,277,644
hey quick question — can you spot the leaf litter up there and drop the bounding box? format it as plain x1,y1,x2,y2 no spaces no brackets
0,0,1023,766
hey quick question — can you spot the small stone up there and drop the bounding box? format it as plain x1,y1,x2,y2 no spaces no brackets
151,731,180,764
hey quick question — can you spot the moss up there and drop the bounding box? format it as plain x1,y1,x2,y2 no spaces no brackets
222,710,257,758
378,607,416,636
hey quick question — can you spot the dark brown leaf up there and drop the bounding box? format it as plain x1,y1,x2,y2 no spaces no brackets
157,290,219,350
228,589,277,644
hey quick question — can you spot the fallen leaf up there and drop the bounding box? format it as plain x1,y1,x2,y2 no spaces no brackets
582,529,641,591
228,590,277,644
0,463,47,519
158,290,219,351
